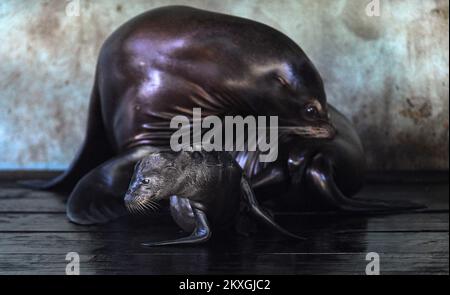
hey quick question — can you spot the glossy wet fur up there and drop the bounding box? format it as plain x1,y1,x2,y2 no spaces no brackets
22,6,335,193
97,5,335,151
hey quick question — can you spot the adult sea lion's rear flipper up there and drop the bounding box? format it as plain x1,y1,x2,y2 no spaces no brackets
306,154,426,212
241,178,305,240
142,208,211,247
19,72,114,193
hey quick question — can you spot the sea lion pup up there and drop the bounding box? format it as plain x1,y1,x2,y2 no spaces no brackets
124,150,303,246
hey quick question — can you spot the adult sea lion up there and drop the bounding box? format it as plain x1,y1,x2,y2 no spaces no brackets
22,6,423,225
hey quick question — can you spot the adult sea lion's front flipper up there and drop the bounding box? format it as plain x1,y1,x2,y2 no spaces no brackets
142,207,211,247
241,177,305,240
306,154,426,212
67,147,153,225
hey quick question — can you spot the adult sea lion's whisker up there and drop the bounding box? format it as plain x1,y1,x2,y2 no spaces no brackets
279,126,331,138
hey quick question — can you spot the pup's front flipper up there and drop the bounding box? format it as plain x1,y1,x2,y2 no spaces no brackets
142,207,211,247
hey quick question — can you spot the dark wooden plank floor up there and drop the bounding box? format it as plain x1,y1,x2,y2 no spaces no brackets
0,172,448,275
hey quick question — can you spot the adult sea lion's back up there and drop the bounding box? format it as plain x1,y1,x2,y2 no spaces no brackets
22,6,329,203
97,5,322,151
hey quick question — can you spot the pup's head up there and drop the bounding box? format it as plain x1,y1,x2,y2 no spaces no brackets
124,152,182,214
124,151,206,214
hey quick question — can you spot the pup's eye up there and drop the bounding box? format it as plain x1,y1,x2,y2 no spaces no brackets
304,105,320,119
141,179,150,185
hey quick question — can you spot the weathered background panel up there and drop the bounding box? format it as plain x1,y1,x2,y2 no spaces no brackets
0,0,448,170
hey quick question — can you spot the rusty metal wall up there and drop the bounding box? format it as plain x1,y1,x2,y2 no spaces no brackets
0,0,448,170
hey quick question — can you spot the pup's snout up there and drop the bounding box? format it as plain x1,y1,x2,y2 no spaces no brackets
123,192,159,215
124,191,136,205
124,192,139,214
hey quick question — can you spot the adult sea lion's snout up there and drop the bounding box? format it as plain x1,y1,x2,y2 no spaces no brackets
278,97,337,140
282,122,336,139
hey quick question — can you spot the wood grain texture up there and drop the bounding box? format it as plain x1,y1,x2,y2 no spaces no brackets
0,172,448,275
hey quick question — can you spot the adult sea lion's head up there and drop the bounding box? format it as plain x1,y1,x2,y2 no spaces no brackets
226,52,337,141
255,59,336,140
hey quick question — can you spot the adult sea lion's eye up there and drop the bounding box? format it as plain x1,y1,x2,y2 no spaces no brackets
304,105,319,119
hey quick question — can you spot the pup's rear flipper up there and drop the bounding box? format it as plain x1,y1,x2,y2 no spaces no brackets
306,154,426,212
142,208,211,247
241,178,305,240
